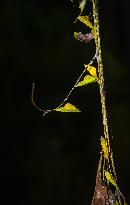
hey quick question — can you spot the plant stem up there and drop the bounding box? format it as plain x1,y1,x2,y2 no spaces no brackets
92,0,117,178
92,0,109,145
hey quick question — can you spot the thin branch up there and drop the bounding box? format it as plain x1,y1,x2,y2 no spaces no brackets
31,54,97,114
55,53,97,109
31,82,51,116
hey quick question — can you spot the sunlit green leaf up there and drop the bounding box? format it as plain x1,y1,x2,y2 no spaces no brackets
55,103,81,112
75,75,97,87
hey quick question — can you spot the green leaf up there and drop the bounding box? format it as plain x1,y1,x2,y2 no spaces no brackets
105,171,117,188
72,0,87,22
74,32,79,40
55,103,81,112
79,0,86,14
105,171,128,204
100,136,109,159
77,16,95,34
75,75,97,87
78,16,94,29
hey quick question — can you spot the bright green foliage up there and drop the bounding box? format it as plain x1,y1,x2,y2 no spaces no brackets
55,103,81,112
105,170,118,188
100,136,109,159
104,170,127,204
75,75,97,87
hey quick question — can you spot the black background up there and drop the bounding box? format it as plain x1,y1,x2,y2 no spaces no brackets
1,0,130,204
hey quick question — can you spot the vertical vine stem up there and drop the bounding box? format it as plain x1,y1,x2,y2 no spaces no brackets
91,0,117,177
91,1,128,203
92,0,110,147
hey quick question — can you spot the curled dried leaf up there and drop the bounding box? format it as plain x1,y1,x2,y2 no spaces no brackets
74,32,94,43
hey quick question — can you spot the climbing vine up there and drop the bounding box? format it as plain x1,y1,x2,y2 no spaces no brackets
32,0,127,204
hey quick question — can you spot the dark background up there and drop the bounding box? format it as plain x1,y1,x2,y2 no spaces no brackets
1,0,130,204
